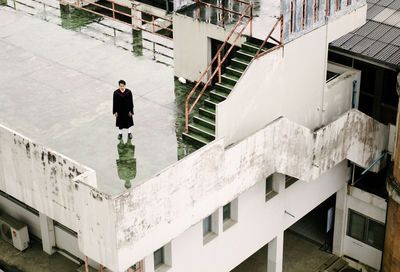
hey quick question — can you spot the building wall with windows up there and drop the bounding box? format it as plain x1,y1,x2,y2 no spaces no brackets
139,162,350,272
342,186,386,269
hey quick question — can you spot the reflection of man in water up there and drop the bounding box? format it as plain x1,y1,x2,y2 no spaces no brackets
116,139,136,189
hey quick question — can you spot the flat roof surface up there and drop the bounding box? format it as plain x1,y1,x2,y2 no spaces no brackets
330,0,400,69
0,7,196,195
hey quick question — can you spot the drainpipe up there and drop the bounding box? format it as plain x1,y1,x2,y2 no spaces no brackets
361,152,386,175
352,80,357,108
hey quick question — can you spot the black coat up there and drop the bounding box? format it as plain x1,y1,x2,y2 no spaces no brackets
113,89,134,129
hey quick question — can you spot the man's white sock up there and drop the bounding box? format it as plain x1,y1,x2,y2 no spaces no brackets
119,129,123,135
128,128,132,134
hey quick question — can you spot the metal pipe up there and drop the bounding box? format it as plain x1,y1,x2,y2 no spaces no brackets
218,52,221,83
285,210,295,218
85,256,89,272
361,152,386,175
255,16,282,58
112,2,115,19
222,0,225,28
250,5,253,36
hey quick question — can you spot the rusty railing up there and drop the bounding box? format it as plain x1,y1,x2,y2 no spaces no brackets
185,2,253,133
59,0,173,40
254,15,283,59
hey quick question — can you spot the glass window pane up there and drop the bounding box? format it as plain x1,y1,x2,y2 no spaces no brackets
348,211,366,241
153,247,164,267
223,203,231,221
367,219,385,250
203,215,211,235
266,175,273,194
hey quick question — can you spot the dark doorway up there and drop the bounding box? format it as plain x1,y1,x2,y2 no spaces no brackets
289,193,337,251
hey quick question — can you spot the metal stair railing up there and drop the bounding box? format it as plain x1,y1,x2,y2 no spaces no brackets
58,0,173,40
185,2,253,133
254,15,283,59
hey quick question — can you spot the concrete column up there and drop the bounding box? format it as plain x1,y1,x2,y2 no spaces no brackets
272,173,285,193
267,232,284,272
131,5,142,28
143,253,155,272
332,185,347,256
382,198,400,271
39,212,56,255
383,73,400,271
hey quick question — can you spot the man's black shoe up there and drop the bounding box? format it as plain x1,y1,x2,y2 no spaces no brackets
128,133,133,139
118,134,122,140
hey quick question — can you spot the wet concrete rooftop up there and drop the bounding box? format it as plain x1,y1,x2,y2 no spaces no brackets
0,6,195,195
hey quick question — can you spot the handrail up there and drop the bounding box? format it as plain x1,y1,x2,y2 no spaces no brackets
58,0,173,40
254,15,283,59
185,3,253,133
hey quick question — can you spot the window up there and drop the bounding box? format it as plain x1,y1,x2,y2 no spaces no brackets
285,175,298,188
347,209,385,250
203,210,219,244
265,175,278,201
223,203,231,222
348,210,366,241
203,215,212,236
154,247,164,268
153,243,172,271
223,198,238,231
367,220,385,250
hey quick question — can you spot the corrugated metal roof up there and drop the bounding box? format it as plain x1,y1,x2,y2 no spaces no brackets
389,0,400,9
330,0,400,68
351,37,376,53
374,44,399,60
367,4,385,19
384,11,400,25
362,40,387,57
386,48,400,64
376,0,395,7
373,8,395,21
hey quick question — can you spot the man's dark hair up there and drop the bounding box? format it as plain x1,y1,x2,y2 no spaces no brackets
119,80,126,85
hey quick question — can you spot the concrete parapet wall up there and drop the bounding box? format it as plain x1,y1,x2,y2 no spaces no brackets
104,109,387,271
0,124,97,231
0,109,388,271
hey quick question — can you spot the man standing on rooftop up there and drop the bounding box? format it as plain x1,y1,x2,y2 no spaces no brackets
113,80,134,140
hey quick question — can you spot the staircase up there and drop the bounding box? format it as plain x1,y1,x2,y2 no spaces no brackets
182,38,276,147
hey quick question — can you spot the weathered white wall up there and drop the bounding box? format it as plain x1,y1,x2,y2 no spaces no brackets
323,63,361,125
173,13,246,82
0,195,41,238
342,186,386,270
141,161,349,272
0,108,388,271
0,124,97,231
216,7,366,146
98,109,387,271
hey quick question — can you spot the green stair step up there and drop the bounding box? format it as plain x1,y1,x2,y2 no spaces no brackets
199,107,216,120
226,66,244,78
182,131,210,147
221,74,238,86
231,58,250,70
188,123,215,140
236,50,255,62
215,82,233,94
194,115,215,130
210,90,228,102
204,99,218,110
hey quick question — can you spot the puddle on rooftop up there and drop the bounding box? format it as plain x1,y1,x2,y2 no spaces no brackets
0,0,210,195
1,0,173,65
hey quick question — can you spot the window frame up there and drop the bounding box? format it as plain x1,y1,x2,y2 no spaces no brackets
346,209,385,251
